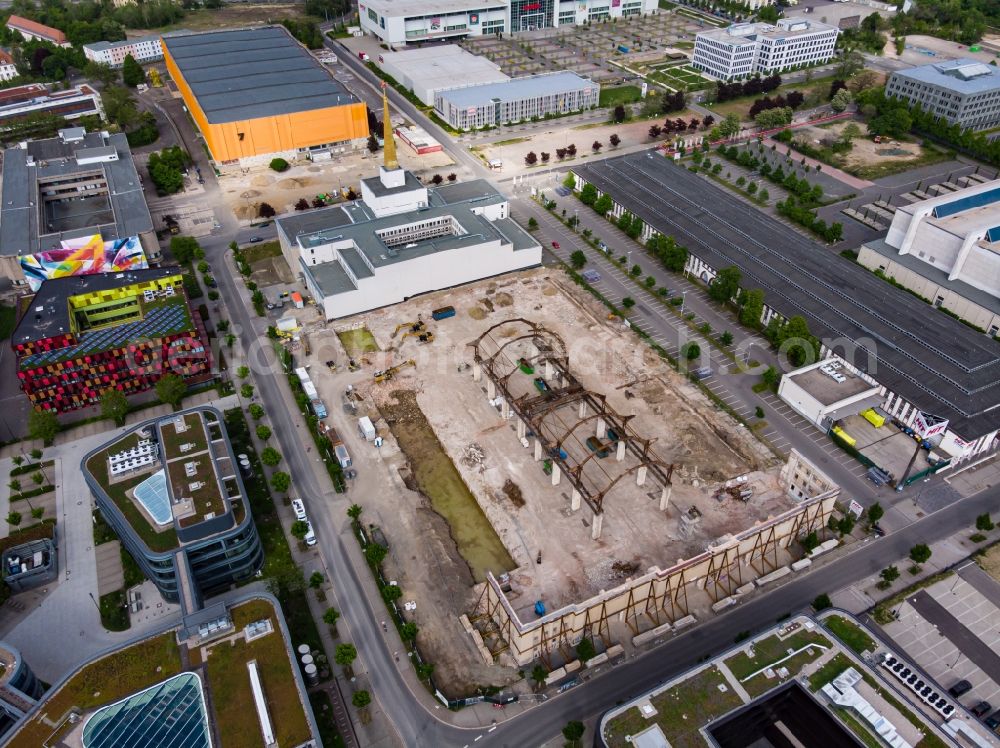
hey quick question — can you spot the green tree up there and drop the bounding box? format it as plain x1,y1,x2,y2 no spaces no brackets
365,543,387,567
754,106,793,129
84,61,120,87
28,410,59,445
621,297,635,310
31,472,43,487
382,584,402,602
562,174,576,190
335,643,358,668
976,513,994,532
100,389,129,426
309,571,325,589
575,638,596,661
323,607,340,629
102,86,139,129
563,720,586,747
269,157,289,172
761,366,779,389
290,520,310,540
352,690,371,709
6,511,21,532
240,383,254,399
256,425,272,441
121,54,144,87
527,217,538,231
400,622,419,640
772,315,818,367
261,447,282,466
249,404,265,419
880,565,900,586
237,365,250,379
831,88,854,113
570,250,587,269
812,593,832,611
867,502,884,525
681,342,701,360
579,183,598,206
271,471,291,493
709,265,742,303
593,193,614,216
531,664,548,688
347,504,363,521
155,374,186,409
739,288,765,328
8,480,20,494
170,236,202,264
719,113,741,139
909,544,931,564
29,448,42,461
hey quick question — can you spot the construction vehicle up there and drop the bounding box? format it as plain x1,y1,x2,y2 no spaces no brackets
374,359,416,383
325,360,337,372
402,329,434,344
347,359,361,372
302,332,311,356
391,320,424,338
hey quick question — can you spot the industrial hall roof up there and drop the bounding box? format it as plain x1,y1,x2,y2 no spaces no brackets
162,27,359,124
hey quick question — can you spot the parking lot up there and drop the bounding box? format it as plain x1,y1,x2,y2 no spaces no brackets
459,10,713,91
880,562,1000,736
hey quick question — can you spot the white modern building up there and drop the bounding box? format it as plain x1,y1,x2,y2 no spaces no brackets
377,44,509,106
275,93,541,319
693,17,838,80
886,59,1000,132
857,178,1000,335
0,51,17,82
359,0,657,45
0,83,105,130
83,33,167,68
435,71,599,130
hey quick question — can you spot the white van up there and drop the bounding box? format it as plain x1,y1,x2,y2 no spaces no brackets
304,520,317,546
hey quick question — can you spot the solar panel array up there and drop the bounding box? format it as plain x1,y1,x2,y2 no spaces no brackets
21,304,190,369
81,672,211,748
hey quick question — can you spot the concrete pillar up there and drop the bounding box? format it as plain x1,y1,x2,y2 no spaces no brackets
659,485,672,511
571,489,581,511
578,401,587,419
616,440,626,462
545,360,554,380
473,362,482,382
487,380,496,400
501,398,510,420
595,417,606,440
636,466,647,487
551,462,561,486
591,512,604,540
534,439,543,461
517,419,526,440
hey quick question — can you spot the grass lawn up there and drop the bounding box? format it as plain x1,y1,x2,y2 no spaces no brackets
726,630,831,680
337,328,380,358
603,667,743,747
241,240,283,265
8,633,182,747
738,646,827,698
161,412,209,460
0,303,16,340
207,599,312,748
99,589,129,631
155,3,308,32
824,615,876,654
600,85,642,108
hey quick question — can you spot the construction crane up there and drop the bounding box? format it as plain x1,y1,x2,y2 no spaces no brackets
374,359,416,383
391,321,424,338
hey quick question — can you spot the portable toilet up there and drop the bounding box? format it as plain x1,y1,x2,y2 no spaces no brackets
358,416,376,441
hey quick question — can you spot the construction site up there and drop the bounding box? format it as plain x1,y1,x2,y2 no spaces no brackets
289,268,839,692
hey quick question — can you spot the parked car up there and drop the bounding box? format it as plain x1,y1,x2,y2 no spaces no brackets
304,520,317,546
291,498,307,522
984,711,1000,730
581,269,601,283
948,680,972,698
552,241,560,249
692,366,713,380
973,701,993,718
249,236,262,243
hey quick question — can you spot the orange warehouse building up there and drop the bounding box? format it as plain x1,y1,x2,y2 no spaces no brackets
162,27,369,166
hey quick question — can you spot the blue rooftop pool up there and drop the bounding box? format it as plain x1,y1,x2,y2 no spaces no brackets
133,469,171,526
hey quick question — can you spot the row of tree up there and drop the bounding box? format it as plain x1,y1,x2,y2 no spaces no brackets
748,91,804,119
713,74,782,103
148,146,191,196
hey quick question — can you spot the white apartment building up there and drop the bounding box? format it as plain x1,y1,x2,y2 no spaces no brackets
693,17,838,80
0,51,17,82
83,34,166,68
359,0,657,45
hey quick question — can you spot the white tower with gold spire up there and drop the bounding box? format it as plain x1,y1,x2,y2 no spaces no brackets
360,82,428,217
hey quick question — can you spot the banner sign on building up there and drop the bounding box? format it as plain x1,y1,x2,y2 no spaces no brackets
469,12,479,23
430,17,441,29
912,411,948,440
20,234,147,291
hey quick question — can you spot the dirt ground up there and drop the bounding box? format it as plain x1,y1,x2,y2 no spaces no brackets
292,269,789,693
794,121,929,171
219,145,460,221
977,545,1000,583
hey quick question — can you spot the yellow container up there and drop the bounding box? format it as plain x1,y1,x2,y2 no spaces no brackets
832,426,856,447
860,408,885,428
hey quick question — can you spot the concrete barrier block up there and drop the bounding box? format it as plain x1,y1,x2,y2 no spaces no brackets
754,566,791,587
545,666,567,686
673,614,697,630
736,583,755,596
564,659,582,674
712,596,737,613
791,558,812,571
585,653,608,668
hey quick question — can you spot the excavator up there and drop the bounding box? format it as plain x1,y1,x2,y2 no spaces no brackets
391,320,425,338
401,329,434,345
374,359,416,383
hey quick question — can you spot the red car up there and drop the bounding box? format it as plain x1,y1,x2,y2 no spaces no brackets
552,241,560,249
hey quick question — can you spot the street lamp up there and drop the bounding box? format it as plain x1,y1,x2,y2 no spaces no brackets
680,290,688,314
